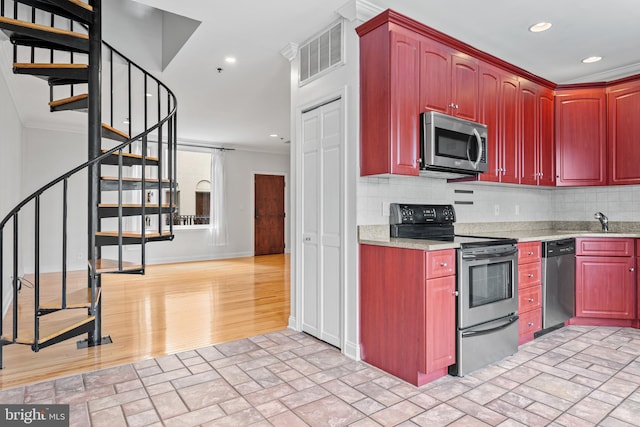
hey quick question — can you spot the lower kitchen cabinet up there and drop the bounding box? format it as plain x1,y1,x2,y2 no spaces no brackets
517,241,542,344
575,238,636,321
359,244,456,386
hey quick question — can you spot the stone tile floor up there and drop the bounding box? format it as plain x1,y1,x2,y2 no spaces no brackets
2,325,640,426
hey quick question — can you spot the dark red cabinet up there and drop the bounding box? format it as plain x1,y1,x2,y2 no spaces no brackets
555,88,607,186
575,238,636,320
477,63,519,184
608,81,640,185
419,38,478,121
519,81,555,186
359,23,421,176
360,245,455,386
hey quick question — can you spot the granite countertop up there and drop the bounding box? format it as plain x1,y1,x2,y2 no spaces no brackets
358,223,640,250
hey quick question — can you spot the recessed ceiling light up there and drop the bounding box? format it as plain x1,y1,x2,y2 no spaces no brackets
582,56,603,64
529,22,552,33
146,93,153,97
123,118,130,125
225,56,237,64
269,134,279,138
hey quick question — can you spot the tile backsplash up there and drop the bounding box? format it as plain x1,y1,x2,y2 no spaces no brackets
358,175,640,225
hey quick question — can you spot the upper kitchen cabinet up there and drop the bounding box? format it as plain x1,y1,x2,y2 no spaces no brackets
419,38,479,122
358,22,421,176
520,80,555,186
555,88,607,186
477,63,519,184
608,80,640,185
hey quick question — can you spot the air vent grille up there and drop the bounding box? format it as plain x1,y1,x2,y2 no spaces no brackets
299,22,343,85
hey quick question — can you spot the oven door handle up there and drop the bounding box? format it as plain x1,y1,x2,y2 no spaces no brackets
461,315,519,338
461,247,518,260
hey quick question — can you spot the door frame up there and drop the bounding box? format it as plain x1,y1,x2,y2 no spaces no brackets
293,89,347,351
251,171,289,255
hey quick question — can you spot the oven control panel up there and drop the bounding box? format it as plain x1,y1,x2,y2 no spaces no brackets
389,203,456,225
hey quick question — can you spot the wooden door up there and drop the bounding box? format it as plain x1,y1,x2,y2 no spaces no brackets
425,275,455,373
254,174,285,255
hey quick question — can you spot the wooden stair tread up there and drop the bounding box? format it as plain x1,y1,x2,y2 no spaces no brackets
49,93,88,108
15,314,94,345
96,231,172,238
39,287,100,310
68,0,93,12
0,16,89,39
13,63,88,69
102,150,159,162
101,123,130,140
93,259,142,273
101,176,170,183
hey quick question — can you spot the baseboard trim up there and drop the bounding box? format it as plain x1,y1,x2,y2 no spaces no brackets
343,340,360,361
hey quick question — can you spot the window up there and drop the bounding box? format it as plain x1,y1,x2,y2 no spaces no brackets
171,149,212,227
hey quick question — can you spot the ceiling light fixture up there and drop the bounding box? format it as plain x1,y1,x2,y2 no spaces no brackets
225,56,237,64
582,56,603,64
269,134,279,138
528,22,552,33
123,118,130,125
146,93,153,97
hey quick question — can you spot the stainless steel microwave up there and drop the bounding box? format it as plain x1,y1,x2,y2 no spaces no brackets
420,111,488,176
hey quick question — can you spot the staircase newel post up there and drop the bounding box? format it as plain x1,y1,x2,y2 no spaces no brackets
87,0,102,346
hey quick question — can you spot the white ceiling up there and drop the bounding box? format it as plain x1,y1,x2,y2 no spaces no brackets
3,0,640,153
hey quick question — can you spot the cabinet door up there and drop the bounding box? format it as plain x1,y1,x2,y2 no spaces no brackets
389,29,421,176
478,63,501,182
608,82,640,185
451,54,478,121
420,38,451,115
538,88,555,186
555,88,607,186
575,256,636,319
519,80,538,185
500,75,520,184
425,275,455,373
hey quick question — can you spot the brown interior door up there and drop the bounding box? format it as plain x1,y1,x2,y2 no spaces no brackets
254,174,285,255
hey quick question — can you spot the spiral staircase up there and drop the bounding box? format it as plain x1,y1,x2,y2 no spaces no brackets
0,0,177,367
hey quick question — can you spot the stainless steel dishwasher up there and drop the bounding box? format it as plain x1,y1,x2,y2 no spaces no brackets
539,238,575,336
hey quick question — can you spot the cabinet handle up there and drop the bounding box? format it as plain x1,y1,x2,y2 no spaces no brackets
528,298,535,303
452,290,459,296
631,267,635,272
448,103,456,108
528,274,535,278
440,262,448,267
528,322,534,327
528,252,534,256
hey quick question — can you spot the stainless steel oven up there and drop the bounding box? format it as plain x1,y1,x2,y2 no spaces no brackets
451,243,519,376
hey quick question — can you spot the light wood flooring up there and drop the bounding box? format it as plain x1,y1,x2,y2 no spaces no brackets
0,254,290,390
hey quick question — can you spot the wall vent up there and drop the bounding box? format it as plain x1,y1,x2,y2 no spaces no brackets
299,21,343,86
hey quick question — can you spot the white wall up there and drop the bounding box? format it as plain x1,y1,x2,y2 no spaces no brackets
288,2,376,359
145,148,290,264
0,62,24,315
19,127,290,270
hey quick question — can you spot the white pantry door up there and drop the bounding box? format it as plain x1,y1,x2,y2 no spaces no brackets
301,98,343,348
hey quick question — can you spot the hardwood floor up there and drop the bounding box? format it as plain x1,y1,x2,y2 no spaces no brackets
0,254,290,390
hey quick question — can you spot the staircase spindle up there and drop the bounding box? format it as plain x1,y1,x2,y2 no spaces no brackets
62,178,68,309
141,137,147,268
109,48,113,128
117,149,123,270
49,13,54,63
12,213,18,341
127,62,131,143
34,195,40,348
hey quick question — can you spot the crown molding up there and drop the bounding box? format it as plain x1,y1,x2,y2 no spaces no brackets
279,42,298,62
337,0,384,23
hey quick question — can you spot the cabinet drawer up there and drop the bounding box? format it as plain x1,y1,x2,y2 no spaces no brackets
518,242,541,264
519,308,542,336
518,262,541,289
518,285,542,313
426,249,456,279
576,238,634,257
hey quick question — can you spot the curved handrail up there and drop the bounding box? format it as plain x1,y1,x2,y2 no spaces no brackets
0,46,177,230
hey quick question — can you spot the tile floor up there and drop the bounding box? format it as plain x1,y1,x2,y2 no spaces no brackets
2,325,640,426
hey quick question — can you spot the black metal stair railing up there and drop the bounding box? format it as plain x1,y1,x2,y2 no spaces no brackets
0,0,177,360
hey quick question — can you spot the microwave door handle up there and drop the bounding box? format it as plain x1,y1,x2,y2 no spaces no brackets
470,128,482,169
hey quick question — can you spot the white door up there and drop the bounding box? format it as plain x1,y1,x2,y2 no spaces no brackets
301,98,343,347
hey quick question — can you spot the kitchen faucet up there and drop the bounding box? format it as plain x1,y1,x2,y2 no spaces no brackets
594,212,609,232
